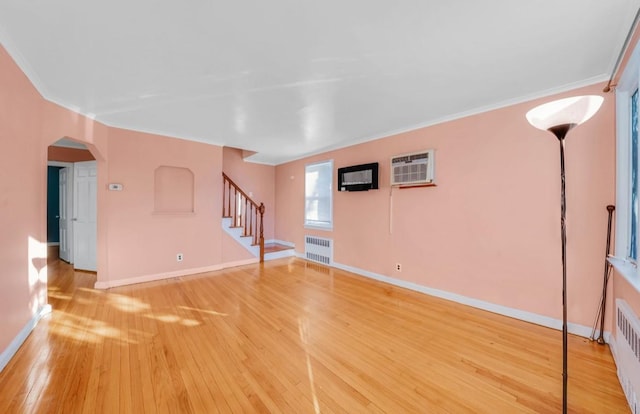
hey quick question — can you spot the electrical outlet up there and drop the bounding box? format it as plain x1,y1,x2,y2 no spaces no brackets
396,263,401,272
177,253,184,262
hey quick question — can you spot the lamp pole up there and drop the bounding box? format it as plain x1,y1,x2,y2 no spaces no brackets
549,123,574,414
526,95,603,414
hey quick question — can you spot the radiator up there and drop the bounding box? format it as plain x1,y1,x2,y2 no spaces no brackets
304,236,333,265
616,299,640,414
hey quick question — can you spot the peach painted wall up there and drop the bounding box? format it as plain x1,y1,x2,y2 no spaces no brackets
0,45,47,355
104,128,223,282
221,231,255,263
222,147,276,240
276,83,615,329
47,146,95,162
614,273,640,317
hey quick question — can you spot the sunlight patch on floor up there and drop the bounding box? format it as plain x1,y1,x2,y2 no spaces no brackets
106,293,150,312
143,312,202,327
299,316,320,414
178,305,228,317
49,310,137,345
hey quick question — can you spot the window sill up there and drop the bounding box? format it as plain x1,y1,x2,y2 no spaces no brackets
608,256,640,293
304,223,333,231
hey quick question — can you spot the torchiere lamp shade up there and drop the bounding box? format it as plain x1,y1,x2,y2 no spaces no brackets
526,95,604,131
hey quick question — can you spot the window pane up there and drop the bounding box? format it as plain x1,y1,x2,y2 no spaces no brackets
630,89,638,260
305,161,332,227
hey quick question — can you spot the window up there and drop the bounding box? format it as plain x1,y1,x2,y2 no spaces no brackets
305,160,333,229
612,39,640,292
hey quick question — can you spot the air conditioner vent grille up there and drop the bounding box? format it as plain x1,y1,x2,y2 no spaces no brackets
390,149,435,187
391,152,429,164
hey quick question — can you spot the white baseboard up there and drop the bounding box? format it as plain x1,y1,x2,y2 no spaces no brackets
268,239,295,248
221,258,260,269
329,260,603,339
94,258,259,289
609,335,619,365
0,305,52,373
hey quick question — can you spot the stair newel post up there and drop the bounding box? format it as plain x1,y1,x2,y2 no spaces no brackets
259,203,265,263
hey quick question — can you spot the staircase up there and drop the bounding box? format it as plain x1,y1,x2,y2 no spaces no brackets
222,173,294,262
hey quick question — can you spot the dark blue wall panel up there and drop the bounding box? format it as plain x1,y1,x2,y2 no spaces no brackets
47,166,62,243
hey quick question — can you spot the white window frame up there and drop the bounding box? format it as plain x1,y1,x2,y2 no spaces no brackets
304,160,333,230
611,39,640,293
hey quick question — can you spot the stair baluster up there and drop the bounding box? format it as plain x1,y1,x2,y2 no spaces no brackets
222,173,265,263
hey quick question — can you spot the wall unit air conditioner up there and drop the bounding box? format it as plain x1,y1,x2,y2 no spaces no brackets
390,149,435,187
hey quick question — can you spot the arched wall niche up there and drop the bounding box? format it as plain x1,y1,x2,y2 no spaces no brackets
153,166,195,214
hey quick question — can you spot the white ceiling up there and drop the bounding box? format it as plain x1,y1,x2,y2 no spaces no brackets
1,1,638,164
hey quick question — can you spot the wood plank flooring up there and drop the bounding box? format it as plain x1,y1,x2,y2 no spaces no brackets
0,257,630,413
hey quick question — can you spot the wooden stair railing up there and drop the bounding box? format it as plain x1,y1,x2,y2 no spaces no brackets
222,173,265,262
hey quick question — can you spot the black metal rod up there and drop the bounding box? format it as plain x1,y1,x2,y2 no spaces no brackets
596,205,615,344
548,123,572,414
559,136,568,414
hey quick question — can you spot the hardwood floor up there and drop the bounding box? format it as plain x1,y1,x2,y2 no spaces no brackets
0,258,630,413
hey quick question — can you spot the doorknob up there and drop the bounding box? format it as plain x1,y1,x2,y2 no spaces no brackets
72,218,78,221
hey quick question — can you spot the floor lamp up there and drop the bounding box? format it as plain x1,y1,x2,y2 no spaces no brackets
525,95,604,414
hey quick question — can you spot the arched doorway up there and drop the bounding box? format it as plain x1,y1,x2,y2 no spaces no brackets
47,138,97,272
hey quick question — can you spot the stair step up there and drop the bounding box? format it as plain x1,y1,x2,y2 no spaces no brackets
263,243,294,254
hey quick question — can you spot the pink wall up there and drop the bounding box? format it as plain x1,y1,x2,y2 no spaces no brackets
614,273,640,317
0,45,47,354
222,147,276,240
276,83,616,328
104,128,223,282
221,231,255,263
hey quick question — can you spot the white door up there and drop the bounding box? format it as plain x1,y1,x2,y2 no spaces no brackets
58,167,73,263
73,161,97,271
